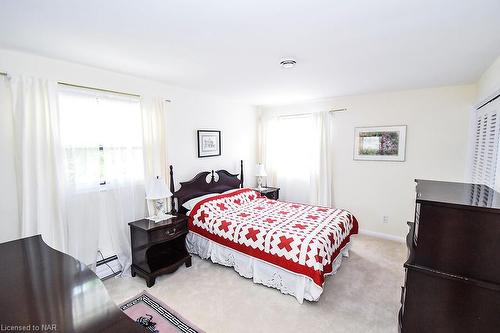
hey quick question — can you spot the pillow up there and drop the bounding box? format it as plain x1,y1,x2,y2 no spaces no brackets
182,193,219,211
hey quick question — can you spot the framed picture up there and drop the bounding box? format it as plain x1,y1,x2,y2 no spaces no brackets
197,130,221,158
354,125,407,161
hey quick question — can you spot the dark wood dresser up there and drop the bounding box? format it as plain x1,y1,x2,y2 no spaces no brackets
129,214,191,287
400,180,500,333
0,235,145,333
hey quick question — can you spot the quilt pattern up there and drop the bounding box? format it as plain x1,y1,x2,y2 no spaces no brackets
189,188,358,286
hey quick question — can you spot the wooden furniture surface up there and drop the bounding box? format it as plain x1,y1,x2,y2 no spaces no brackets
254,187,280,200
129,214,191,287
400,179,500,333
0,235,145,333
170,160,244,214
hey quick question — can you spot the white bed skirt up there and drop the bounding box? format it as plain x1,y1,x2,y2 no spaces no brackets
186,232,351,303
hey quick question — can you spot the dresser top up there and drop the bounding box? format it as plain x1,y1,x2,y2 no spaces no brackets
129,214,188,231
0,235,145,332
415,179,500,211
254,186,279,194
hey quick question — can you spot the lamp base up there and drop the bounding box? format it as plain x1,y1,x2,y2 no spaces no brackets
256,176,266,191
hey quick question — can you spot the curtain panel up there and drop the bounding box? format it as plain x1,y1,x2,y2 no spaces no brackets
311,111,334,206
9,76,68,252
258,110,334,206
142,97,168,182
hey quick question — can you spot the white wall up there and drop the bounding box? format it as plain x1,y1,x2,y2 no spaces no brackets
0,49,257,243
261,85,476,239
477,55,500,103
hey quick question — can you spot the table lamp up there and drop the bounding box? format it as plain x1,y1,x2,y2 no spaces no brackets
146,176,174,222
256,163,267,190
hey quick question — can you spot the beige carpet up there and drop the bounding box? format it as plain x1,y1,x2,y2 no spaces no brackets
105,234,406,333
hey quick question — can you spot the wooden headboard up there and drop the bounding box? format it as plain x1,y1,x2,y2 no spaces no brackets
170,160,244,213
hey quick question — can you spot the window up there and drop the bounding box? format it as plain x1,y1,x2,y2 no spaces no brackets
273,114,315,203
275,115,315,178
471,96,500,190
58,86,144,192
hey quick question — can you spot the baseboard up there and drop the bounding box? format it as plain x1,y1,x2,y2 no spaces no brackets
359,229,405,243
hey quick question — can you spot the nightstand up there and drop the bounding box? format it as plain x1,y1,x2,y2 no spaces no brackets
254,187,280,200
129,214,191,287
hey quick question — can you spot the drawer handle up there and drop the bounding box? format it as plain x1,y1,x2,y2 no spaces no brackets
166,228,176,236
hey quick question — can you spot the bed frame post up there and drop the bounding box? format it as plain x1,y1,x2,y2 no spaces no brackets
169,165,177,214
240,160,244,187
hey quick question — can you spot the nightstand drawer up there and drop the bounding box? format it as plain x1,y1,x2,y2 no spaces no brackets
265,191,278,200
150,224,188,243
255,187,280,200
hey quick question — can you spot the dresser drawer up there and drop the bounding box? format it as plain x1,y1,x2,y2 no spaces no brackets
414,203,500,284
401,267,500,332
149,224,188,243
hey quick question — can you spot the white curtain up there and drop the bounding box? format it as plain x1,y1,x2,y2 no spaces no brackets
311,111,334,206
258,111,334,206
59,88,146,274
9,76,67,252
141,97,170,213
0,75,20,242
6,75,167,276
257,110,279,187
142,97,168,181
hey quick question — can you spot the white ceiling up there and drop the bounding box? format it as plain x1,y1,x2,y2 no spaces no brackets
1,0,500,105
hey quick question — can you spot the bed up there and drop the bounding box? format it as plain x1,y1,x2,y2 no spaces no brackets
170,161,358,303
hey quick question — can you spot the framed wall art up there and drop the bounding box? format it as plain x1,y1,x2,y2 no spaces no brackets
197,130,221,158
354,125,407,161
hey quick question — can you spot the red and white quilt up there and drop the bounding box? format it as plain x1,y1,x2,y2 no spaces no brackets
189,188,359,287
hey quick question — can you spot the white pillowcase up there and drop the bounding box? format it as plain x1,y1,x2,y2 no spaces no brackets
182,193,219,211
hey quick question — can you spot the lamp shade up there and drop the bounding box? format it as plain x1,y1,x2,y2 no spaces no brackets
146,176,172,200
255,163,267,177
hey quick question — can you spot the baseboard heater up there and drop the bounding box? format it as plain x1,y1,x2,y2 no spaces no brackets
95,254,122,281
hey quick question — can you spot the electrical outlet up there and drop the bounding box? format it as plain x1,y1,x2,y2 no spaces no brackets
382,216,389,224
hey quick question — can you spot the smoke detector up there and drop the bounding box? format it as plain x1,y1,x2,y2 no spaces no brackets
280,59,296,69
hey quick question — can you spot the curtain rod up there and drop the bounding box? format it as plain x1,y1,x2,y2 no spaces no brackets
58,81,141,98
0,71,173,102
279,108,348,119
279,113,311,119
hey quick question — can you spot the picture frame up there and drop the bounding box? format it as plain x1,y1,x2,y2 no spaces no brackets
197,130,221,158
353,125,407,161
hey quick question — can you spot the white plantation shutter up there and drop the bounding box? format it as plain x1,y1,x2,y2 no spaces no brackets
472,96,500,189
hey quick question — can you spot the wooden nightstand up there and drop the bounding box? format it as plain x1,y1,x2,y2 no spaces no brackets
254,187,280,200
129,214,191,287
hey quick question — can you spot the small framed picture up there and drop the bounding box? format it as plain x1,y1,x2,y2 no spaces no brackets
197,130,221,158
354,125,407,161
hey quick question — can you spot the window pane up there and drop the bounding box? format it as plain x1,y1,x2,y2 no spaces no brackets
58,87,144,191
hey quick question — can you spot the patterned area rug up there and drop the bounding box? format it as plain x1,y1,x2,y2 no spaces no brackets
120,291,205,333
